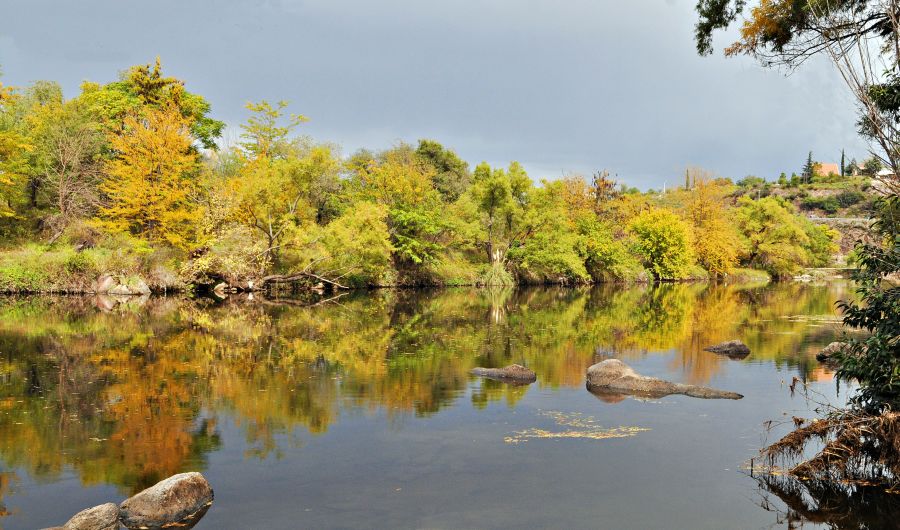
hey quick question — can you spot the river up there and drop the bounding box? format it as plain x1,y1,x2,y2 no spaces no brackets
0,281,875,528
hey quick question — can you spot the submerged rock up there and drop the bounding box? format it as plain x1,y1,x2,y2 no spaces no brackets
62,503,119,530
703,340,751,359
119,472,213,530
586,359,743,400
470,364,537,383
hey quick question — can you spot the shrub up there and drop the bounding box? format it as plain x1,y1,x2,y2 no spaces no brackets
801,196,840,214
835,189,866,208
477,261,515,286
628,209,695,280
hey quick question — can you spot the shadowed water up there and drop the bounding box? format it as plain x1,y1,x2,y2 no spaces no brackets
0,281,863,528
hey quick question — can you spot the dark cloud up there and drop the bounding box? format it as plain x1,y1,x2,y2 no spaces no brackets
0,0,867,188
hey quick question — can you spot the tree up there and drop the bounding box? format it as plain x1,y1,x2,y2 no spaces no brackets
238,100,307,160
97,105,200,249
802,151,816,184
696,0,900,192
735,196,835,278
841,149,846,177
0,78,29,218
833,195,900,409
291,201,395,287
862,156,883,177
506,180,589,283
629,208,695,280
591,170,620,210
29,100,105,238
683,179,744,277
227,100,338,264
76,58,224,150
415,139,470,202
469,161,531,265
350,145,437,209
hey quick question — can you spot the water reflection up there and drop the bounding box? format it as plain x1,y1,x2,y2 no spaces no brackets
0,282,849,510
754,474,900,529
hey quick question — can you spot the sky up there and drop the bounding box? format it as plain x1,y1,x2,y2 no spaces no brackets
0,0,869,189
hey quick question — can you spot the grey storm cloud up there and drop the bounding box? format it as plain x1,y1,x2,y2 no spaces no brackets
0,0,868,188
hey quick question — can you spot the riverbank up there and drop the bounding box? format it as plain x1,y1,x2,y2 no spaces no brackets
0,244,773,295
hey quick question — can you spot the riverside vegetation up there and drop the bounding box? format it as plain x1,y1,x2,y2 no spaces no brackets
0,59,855,294
697,0,900,514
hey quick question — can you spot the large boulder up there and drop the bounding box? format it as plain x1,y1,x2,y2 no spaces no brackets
704,340,751,359
119,472,213,530
586,359,743,400
62,503,119,530
469,364,537,383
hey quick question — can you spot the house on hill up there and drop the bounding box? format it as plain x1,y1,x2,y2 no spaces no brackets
817,162,841,176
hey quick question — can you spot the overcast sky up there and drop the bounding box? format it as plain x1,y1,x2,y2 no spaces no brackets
0,0,868,189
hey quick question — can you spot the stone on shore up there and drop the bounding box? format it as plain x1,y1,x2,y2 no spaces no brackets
62,503,119,530
586,359,743,400
469,364,537,383
119,472,213,530
107,277,151,297
703,340,751,358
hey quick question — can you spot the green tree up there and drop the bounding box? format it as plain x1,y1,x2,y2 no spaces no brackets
294,201,395,287
469,161,531,266
802,151,816,184
227,100,338,264
415,139,470,202
76,58,224,150
833,196,900,409
735,196,826,278
506,181,588,283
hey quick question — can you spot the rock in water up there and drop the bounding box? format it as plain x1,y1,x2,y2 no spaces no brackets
62,503,119,530
816,341,847,365
703,340,751,358
119,472,213,530
469,364,537,383
586,359,743,400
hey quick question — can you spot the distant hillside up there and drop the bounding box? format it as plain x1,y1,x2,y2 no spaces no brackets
736,175,879,262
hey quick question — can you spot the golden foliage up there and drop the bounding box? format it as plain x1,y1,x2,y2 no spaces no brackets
98,105,200,249
725,0,795,57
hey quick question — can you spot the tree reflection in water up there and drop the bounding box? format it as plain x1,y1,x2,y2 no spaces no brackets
0,281,848,501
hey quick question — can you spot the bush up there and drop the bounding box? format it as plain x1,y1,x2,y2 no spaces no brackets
835,189,866,208
477,261,515,286
628,209,695,280
801,196,840,214
576,217,645,282
181,224,268,286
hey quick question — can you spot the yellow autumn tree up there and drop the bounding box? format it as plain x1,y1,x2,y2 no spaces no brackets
98,105,200,248
683,179,744,277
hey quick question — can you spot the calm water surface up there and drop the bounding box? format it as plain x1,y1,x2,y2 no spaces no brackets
0,282,867,529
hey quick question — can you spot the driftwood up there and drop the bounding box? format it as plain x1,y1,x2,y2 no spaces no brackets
261,271,349,290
